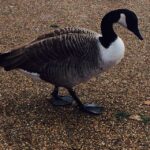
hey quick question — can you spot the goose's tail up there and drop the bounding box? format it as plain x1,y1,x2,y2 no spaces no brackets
0,48,25,71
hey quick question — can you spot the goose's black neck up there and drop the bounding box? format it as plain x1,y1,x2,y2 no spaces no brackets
99,11,118,48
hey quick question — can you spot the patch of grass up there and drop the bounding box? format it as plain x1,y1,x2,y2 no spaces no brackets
140,115,150,125
115,112,150,125
115,111,130,121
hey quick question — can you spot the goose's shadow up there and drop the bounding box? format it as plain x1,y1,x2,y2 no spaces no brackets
1,95,109,147
3,96,102,127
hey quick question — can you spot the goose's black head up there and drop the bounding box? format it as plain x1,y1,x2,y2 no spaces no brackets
117,9,143,40
101,9,143,40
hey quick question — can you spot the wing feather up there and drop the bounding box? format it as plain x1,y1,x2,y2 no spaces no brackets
31,27,98,43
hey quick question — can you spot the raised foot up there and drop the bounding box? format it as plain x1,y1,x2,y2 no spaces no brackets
79,103,104,115
51,96,74,106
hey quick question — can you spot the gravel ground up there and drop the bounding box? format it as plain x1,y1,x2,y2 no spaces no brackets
0,0,149,149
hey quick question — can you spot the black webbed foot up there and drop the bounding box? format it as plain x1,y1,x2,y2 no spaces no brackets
51,87,104,115
51,95,74,106
51,86,74,106
67,88,104,115
79,103,104,115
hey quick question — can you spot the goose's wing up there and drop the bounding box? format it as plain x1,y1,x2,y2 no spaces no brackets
21,32,100,72
1,31,101,86
31,27,98,43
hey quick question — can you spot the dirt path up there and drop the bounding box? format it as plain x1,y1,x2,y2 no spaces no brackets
0,0,149,149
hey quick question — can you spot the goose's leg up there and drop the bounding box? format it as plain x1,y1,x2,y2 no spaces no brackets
51,86,74,106
67,88,104,115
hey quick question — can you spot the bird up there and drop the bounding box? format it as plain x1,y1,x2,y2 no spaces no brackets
0,9,143,115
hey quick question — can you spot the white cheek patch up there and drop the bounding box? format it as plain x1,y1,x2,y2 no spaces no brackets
118,13,127,27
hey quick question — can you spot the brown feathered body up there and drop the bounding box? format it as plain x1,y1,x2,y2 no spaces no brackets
0,27,103,88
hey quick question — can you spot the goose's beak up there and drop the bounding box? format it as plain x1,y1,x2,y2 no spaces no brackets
132,28,143,40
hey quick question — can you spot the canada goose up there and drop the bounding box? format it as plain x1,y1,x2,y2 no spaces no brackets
0,9,143,115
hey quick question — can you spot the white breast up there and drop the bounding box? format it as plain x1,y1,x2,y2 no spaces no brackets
100,37,125,69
